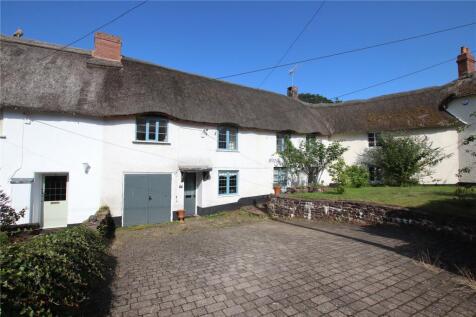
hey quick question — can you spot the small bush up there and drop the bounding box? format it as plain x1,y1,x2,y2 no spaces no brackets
346,165,369,188
0,226,109,316
97,212,116,239
0,189,26,230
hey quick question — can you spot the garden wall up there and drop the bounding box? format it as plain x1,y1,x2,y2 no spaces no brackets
267,197,475,241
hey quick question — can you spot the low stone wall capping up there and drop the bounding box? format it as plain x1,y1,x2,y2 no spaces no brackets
267,196,475,241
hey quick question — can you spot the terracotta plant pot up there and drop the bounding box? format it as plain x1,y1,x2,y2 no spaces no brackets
176,209,185,224
273,185,282,197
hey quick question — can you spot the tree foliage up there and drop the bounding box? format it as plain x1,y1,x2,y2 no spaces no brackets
329,159,369,190
362,134,450,186
0,189,26,230
457,111,476,179
279,137,347,185
298,93,336,104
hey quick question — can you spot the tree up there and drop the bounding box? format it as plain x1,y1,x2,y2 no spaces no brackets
457,111,476,179
298,93,335,104
279,137,347,185
361,134,450,186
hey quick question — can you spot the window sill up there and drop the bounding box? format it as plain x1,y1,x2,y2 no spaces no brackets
133,140,171,145
216,149,239,152
218,193,239,197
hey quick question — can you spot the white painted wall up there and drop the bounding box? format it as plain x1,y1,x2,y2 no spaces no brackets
100,119,276,219
0,112,103,225
446,95,476,183
0,104,467,227
330,128,460,184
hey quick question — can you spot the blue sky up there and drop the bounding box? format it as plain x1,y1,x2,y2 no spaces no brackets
1,1,476,101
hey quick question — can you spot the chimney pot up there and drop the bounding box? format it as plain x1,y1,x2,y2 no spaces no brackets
457,46,475,79
287,86,299,99
92,32,122,62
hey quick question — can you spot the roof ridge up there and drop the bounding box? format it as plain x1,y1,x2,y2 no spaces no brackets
0,34,303,106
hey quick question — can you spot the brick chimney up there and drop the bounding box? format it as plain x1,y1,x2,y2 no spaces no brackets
457,46,475,78
92,32,122,62
287,86,298,99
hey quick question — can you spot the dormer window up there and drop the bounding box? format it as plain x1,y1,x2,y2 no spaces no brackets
368,132,381,147
276,133,290,152
136,117,168,142
218,126,238,151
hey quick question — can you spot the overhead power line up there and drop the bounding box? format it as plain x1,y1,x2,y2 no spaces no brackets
334,57,455,99
216,21,476,80
257,1,327,88
2,0,148,80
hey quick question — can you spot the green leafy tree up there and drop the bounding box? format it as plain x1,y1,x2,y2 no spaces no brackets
362,134,450,186
457,111,476,179
298,93,335,104
279,138,347,185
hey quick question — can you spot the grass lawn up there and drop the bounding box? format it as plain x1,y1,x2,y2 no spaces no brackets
287,185,476,220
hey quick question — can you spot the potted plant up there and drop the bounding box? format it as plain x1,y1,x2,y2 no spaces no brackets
273,183,282,197
176,209,185,224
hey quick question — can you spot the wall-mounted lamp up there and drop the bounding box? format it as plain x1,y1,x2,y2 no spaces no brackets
82,162,91,174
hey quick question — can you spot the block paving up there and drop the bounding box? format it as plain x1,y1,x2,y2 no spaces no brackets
109,220,476,316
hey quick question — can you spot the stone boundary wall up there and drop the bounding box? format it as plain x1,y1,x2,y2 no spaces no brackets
267,197,475,241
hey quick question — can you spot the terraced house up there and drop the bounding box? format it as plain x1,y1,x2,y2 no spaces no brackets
0,33,475,228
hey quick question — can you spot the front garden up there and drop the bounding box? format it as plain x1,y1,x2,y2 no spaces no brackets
276,132,476,221
287,185,476,220
0,191,117,316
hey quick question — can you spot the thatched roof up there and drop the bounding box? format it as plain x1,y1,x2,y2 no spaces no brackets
1,35,474,136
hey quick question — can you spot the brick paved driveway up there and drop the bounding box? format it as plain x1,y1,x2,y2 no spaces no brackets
109,219,476,317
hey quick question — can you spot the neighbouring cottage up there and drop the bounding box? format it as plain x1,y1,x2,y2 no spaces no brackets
0,32,475,228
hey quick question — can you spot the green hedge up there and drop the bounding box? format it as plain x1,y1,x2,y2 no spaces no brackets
0,226,110,316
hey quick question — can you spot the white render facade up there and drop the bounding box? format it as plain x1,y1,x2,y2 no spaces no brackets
1,34,475,228
0,105,471,228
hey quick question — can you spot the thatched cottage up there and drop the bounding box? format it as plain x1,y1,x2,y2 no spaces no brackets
1,33,474,227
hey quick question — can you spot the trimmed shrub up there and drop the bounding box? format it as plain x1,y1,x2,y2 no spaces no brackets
0,226,109,316
97,212,116,240
346,165,369,188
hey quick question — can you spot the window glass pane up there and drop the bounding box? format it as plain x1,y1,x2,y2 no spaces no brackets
136,118,146,140
229,175,237,193
148,120,157,141
228,132,237,150
44,176,67,201
218,128,227,149
276,135,283,152
218,175,227,194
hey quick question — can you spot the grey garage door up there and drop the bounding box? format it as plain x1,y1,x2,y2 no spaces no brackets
123,174,171,227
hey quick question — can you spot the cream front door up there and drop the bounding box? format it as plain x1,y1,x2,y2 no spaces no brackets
42,175,68,228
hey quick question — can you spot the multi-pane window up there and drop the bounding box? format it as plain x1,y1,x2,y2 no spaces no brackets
368,132,381,147
218,171,238,195
218,127,238,150
273,167,288,189
136,117,168,142
276,133,289,152
368,166,383,183
44,176,67,201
